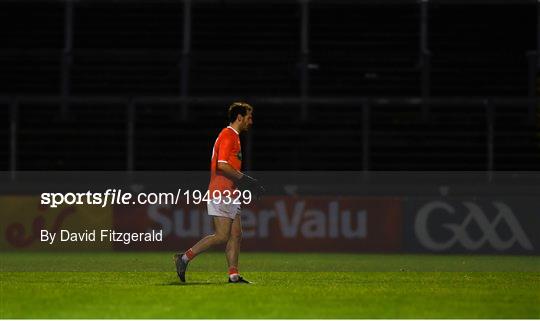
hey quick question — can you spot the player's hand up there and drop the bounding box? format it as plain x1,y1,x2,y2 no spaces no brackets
238,174,265,200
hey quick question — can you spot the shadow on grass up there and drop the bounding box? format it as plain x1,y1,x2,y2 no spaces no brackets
161,281,224,286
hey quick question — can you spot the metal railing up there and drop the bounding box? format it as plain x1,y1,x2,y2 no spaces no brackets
2,95,538,177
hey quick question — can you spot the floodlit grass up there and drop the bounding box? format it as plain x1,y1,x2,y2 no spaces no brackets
1,252,539,318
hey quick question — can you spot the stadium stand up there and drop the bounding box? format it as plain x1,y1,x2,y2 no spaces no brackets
0,2,63,94
0,102,8,171
430,4,535,97
309,3,421,97
72,2,184,95
190,3,299,96
17,103,126,170
0,0,538,171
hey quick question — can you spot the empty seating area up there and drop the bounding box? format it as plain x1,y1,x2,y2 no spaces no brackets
309,3,420,96
0,0,538,171
430,4,536,96
16,103,126,170
190,3,299,96
1,2,63,94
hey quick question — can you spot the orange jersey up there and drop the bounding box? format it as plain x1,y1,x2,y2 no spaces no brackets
209,126,242,193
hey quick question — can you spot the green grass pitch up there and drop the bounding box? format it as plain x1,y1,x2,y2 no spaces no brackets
1,252,539,318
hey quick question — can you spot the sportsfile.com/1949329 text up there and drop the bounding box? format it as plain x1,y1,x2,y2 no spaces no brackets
40,189,253,208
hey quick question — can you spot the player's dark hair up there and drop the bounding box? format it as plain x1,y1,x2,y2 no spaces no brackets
228,102,253,123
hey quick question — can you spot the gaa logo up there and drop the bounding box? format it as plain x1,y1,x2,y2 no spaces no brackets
414,201,533,251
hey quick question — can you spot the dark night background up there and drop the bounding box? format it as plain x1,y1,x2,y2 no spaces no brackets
0,0,538,171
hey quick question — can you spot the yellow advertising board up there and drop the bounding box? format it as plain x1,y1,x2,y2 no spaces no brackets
0,196,113,250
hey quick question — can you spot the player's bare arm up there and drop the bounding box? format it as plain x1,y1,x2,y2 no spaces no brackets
217,162,243,181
